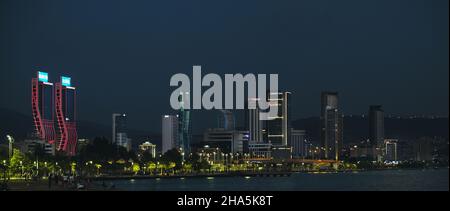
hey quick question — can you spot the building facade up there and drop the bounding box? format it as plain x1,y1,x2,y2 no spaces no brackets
203,129,249,154
272,145,292,160
21,137,56,156
177,92,192,155
55,76,78,156
320,91,343,160
32,71,78,156
246,98,263,143
290,129,306,159
139,141,157,158
112,113,131,151
384,139,398,162
265,92,290,146
218,110,235,131
31,71,57,145
162,115,178,154
248,142,272,159
369,105,384,160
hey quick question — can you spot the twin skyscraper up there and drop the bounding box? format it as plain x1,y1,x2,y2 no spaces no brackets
31,71,77,156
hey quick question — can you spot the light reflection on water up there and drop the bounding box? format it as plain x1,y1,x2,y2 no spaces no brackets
103,169,449,191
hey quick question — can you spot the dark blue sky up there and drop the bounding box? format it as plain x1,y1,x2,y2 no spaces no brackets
0,0,448,133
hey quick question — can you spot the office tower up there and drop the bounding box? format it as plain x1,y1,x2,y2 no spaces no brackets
265,92,291,146
162,115,178,154
384,139,398,162
55,76,78,156
178,92,192,155
290,129,306,159
217,110,235,131
320,91,343,160
369,105,384,148
31,71,56,145
112,113,130,151
246,98,263,143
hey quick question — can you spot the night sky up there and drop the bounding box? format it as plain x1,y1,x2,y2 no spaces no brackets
0,0,448,133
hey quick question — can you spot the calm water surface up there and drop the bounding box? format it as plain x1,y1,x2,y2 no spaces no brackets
105,168,449,191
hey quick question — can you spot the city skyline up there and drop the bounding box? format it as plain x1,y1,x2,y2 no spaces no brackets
1,70,448,135
0,0,447,194
0,0,448,133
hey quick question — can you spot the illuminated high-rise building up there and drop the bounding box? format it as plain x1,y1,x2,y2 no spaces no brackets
55,76,78,155
162,115,178,154
31,71,57,145
112,113,131,151
290,129,306,159
384,139,398,162
320,91,343,160
265,92,290,146
246,98,263,143
177,92,192,155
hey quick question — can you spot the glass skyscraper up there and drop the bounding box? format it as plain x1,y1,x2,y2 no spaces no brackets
265,92,290,146
112,113,131,151
320,92,343,160
178,92,192,156
369,105,384,147
162,115,178,154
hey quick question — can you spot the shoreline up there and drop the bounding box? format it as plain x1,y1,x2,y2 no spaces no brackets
4,179,105,191
87,167,449,181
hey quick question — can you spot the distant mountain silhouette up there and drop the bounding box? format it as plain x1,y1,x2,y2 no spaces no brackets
0,108,161,150
0,108,34,140
292,116,449,144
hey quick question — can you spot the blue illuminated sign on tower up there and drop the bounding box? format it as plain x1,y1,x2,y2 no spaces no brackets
61,76,71,87
38,71,49,82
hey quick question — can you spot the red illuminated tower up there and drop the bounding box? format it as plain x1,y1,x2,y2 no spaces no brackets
55,76,78,156
31,71,57,144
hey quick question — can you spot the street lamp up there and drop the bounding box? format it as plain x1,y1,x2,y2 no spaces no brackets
95,164,102,176
6,135,14,160
20,161,23,177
